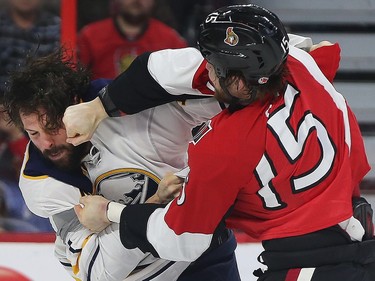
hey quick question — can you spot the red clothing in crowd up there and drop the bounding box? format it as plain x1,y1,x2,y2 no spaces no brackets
77,18,187,80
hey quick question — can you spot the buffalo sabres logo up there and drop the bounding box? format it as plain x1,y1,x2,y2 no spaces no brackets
95,169,159,205
224,27,239,46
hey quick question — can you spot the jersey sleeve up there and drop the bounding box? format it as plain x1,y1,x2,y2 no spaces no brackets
102,47,214,115
19,149,93,279
288,33,312,50
19,169,82,220
309,43,341,83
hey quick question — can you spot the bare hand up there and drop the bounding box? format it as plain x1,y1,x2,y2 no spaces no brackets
146,173,183,204
63,97,108,146
74,195,111,232
310,41,333,52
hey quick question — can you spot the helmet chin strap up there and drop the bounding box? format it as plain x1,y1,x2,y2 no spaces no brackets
219,78,257,112
218,78,237,101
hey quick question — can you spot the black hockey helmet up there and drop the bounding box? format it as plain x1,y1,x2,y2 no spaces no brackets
198,4,289,86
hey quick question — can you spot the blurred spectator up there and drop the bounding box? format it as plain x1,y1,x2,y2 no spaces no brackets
0,0,60,186
0,0,60,180
0,111,28,182
77,0,111,30
0,181,6,217
0,0,59,232
0,112,52,232
77,0,187,80
0,0,61,97
0,180,50,232
0,217,41,232
77,0,178,32
167,0,237,46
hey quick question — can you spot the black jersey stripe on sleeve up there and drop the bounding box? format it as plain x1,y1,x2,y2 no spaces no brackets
107,52,211,115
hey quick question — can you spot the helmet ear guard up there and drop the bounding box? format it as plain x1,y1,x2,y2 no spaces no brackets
198,4,289,86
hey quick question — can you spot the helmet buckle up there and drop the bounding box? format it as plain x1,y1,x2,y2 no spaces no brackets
258,77,269,84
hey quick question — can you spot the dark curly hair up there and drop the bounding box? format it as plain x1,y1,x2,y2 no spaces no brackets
219,65,289,112
1,47,91,132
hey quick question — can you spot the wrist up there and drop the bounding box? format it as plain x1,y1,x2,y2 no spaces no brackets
98,86,125,117
92,97,110,124
145,193,164,204
107,202,126,223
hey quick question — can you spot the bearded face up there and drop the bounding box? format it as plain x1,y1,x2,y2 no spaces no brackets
21,111,90,172
116,0,154,25
42,142,90,171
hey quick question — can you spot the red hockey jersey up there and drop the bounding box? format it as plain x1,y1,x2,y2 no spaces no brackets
115,44,369,262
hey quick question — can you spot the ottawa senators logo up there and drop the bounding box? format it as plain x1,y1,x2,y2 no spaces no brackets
224,27,239,46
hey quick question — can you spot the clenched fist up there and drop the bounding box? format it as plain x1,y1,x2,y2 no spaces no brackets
63,97,109,146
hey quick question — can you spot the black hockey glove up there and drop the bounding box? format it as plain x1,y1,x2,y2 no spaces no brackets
352,196,374,240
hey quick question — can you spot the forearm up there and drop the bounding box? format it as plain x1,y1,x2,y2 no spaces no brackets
117,203,213,262
105,202,162,256
118,204,163,257
103,53,179,115
102,48,212,116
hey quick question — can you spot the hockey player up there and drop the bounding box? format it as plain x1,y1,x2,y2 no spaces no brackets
1,50,238,281
66,4,375,281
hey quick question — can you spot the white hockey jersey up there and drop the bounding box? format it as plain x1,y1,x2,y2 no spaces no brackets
19,98,223,281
